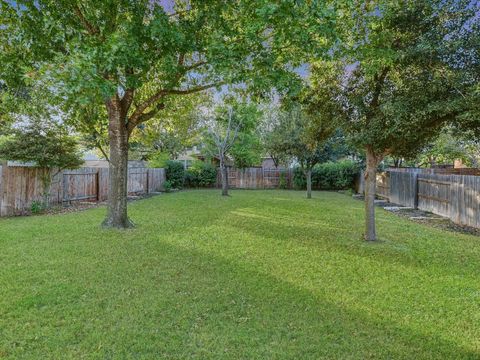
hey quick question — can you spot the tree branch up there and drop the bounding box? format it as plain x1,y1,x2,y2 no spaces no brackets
127,102,166,134
73,4,99,36
128,81,222,130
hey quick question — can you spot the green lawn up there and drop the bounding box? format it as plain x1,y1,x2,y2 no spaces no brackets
1,190,479,359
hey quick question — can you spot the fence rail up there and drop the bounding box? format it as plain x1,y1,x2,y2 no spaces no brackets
375,168,480,229
0,165,165,217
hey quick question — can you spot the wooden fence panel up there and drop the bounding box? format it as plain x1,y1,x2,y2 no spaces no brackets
219,167,291,190
417,174,451,217
62,168,98,202
97,168,109,201
379,169,480,229
148,168,166,192
127,167,148,194
389,172,418,207
0,165,165,216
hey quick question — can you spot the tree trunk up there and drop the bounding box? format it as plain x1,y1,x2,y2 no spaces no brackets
306,168,312,199
102,98,133,229
364,146,379,241
220,159,229,196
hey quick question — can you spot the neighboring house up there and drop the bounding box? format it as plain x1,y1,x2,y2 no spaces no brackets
176,146,227,168
261,156,285,169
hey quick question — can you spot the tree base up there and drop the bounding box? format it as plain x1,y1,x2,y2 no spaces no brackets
101,216,135,229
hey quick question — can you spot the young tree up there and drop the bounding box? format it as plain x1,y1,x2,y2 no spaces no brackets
259,102,290,168
0,123,83,207
203,102,259,196
204,107,240,196
307,1,468,240
3,1,315,228
269,106,336,198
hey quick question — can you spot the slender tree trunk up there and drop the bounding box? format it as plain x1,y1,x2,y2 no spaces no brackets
306,168,312,199
220,158,229,196
102,98,133,229
364,146,379,241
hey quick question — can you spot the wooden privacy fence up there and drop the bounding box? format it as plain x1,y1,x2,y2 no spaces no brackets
217,167,293,189
0,165,165,217
375,168,480,229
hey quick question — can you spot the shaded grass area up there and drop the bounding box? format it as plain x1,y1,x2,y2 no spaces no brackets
1,190,479,359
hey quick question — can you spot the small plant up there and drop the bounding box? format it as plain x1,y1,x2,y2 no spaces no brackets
278,171,287,189
30,200,46,214
163,180,173,193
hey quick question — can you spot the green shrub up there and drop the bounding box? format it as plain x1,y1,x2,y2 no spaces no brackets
278,171,288,189
30,200,46,214
293,160,360,190
163,180,173,193
165,161,185,189
293,167,306,190
185,161,217,188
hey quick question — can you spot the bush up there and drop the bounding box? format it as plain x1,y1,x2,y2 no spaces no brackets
293,167,307,190
163,180,173,193
278,171,288,189
165,160,185,189
30,200,46,214
293,160,360,190
185,161,217,188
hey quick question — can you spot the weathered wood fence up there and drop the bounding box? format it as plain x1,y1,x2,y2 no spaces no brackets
216,167,293,189
375,168,480,229
0,165,165,217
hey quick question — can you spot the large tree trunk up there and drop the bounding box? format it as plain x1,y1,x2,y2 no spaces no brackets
102,98,133,229
364,146,380,241
305,168,312,199
220,159,229,196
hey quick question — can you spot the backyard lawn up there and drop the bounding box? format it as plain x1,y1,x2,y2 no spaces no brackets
1,190,479,359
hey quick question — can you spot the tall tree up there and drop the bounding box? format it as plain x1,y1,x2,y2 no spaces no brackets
2,0,321,228
307,0,468,240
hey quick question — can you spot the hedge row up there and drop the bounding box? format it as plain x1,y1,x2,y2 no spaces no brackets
165,160,217,189
292,160,360,190
165,159,360,191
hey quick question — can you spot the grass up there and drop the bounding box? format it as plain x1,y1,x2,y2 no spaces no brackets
1,190,479,359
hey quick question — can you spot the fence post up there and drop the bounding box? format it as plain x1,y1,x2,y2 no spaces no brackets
96,171,100,202
413,172,419,209
146,169,150,194
0,161,8,216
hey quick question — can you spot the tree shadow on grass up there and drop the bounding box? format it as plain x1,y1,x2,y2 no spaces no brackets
1,194,479,358
92,241,480,358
